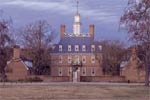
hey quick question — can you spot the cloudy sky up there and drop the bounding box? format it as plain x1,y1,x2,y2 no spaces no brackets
0,0,129,43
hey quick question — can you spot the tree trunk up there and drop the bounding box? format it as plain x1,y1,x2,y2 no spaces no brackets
145,47,150,86
145,64,150,86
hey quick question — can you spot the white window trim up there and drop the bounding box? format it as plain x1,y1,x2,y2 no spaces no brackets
91,56,95,63
99,45,102,51
82,56,86,63
91,45,95,52
59,45,62,52
68,56,72,64
68,67,72,76
59,55,63,63
82,67,86,76
58,67,63,76
68,45,72,51
75,45,79,52
91,67,95,76
82,45,86,51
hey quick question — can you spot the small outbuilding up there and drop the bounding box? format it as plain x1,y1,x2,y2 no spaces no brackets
5,45,33,81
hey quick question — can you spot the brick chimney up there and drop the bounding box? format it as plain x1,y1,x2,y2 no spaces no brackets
60,24,65,39
131,45,137,56
89,24,94,39
13,45,20,59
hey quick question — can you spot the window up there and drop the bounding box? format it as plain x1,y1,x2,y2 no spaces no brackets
68,56,72,64
68,45,71,51
91,56,95,63
82,45,86,51
82,56,86,63
99,45,102,51
59,55,63,63
91,45,95,52
73,55,80,65
58,67,63,76
59,45,62,52
82,67,86,76
68,67,72,76
75,45,79,51
91,68,95,76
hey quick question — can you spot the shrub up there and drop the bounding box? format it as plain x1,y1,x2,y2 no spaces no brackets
26,77,43,82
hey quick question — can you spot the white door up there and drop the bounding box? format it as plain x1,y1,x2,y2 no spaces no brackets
73,71,78,82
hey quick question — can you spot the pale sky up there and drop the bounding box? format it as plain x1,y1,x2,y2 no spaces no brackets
0,0,129,43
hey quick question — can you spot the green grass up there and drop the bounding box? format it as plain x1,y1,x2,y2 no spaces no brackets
0,84,149,100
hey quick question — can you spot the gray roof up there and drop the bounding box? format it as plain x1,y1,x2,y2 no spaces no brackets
52,37,102,53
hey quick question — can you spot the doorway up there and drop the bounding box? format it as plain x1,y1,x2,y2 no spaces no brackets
73,71,78,82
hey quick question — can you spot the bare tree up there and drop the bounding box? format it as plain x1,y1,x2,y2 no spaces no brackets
0,11,13,81
95,40,126,75
120,0,150,86
21,20,56,75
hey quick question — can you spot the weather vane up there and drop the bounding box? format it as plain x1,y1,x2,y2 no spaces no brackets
76,0,79,14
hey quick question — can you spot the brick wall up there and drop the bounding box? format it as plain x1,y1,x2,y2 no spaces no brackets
6,59,29,81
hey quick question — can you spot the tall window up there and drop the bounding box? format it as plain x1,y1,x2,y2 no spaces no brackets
58,67,63,76
91,68,95,76
68,67,72,76
68,56,72,64
68,45,71,51
82,56,86,63
82,67,86,76
75,45,79,51
91,56,95,63
82,45,86,51
91,45,95,52
59,55,63,63
59,45,62,52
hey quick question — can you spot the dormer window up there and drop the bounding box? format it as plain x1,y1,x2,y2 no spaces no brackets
59,45,62,52
68,45,72,51
82,45,86,51
75,45,79,51
91,45,95,52
99,45,102,51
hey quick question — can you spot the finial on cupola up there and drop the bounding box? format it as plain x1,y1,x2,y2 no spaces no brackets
76,0,79,14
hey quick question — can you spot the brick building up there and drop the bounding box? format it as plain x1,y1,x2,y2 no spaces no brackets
6,46,33,81
50,2,103,82
4,1,148,83
121,46,146,82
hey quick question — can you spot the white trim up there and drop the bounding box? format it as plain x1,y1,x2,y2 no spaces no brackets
58,67,63,76
59,55,63,63
82,56,86,63
21,61,29,70
82,67,86,76
91,56,95,63
59,45,62,52
91,45,95,52
75,45,79,51
91,67,95,76
68,45,72,51
82,45,86,51
68,56,72,64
